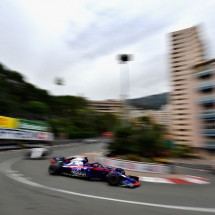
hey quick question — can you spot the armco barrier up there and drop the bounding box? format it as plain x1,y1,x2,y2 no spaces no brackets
0,145,21,150
51,139,82,146
174,162,213,172
0,142,51,151
95,156,171,174
0,137,103,151
0,140,75,151
50,137,104,146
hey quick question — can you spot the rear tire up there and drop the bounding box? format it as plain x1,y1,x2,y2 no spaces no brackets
107,172,120,186
48,164,61,175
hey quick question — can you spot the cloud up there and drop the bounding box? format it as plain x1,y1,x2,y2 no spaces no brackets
65,7,177,61
0,0,215,101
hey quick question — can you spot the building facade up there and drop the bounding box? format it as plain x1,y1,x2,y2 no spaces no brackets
169,26,205,149
192,59,215,151
138,105,172,132
169,26,215,154
88,100,122,117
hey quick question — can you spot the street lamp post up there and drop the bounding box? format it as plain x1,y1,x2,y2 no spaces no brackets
117,54,132,127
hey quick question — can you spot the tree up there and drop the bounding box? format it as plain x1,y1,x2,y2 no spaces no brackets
0,99,11,115
94,113,120,134
141,116,151,124
0,61,120,139
25,101,50,119
108,117,167,158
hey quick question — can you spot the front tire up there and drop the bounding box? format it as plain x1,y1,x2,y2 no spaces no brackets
107,172,120,186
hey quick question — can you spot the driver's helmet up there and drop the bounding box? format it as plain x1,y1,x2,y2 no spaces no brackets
91,162,100,167
82,157,89,164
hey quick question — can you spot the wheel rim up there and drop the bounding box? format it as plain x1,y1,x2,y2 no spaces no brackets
49,166,55,173
110,175,118,183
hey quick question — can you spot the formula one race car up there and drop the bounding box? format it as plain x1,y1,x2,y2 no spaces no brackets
24,145,52,159
48,156,140,188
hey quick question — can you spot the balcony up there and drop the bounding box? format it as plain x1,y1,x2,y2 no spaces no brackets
196,81,215,91
199,110,215,121
198,95,215,105
204,140,215,149
201,129,215,137
194,70,214,78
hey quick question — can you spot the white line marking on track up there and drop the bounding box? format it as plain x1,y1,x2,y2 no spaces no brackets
10,173,24,177
6,170,19,173
0,157,215,213
23,177,32,180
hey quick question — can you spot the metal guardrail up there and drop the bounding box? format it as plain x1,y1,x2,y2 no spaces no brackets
173,162,214,172
95,156,172,174
0,139,76,151
0,137,103,151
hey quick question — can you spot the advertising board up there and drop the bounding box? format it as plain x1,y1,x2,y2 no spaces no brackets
0,116,17,129
17,119,51,132
0,128,53,141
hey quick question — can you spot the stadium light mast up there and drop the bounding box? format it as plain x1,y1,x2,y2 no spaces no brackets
117,54,132,127
54,77,65,95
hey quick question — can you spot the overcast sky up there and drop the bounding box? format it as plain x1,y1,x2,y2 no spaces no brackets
0,0,215,100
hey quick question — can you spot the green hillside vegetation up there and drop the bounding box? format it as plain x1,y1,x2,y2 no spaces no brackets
128,92,169,110
0,63,120,138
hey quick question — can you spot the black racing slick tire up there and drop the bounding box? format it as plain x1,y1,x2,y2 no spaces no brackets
115,168,125,175
107,172,120,186
48,164,61,175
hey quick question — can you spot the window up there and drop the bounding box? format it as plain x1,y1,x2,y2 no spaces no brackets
175,103,187,106
174,78,185,82
174,84,183,86
175,88,187,91
174,129,189,132
171,98,187,101
178,113,188,115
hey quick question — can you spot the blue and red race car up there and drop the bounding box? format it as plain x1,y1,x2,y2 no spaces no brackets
48,156,140,188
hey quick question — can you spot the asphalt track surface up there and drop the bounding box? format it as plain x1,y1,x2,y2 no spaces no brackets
0,142,215,215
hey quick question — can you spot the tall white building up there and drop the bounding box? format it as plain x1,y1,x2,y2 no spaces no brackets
169,26,215,154
169,26,205,148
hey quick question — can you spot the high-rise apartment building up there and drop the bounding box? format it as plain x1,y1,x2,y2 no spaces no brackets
192,59,215,152
169,26,206,151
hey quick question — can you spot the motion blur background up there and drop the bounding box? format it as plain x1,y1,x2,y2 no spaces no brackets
0,0,215,160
